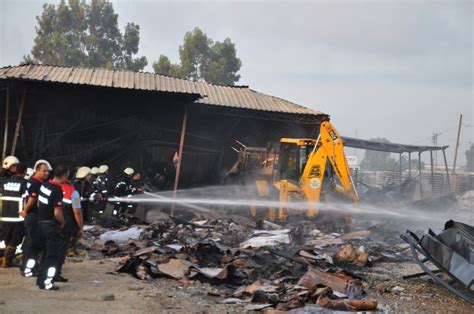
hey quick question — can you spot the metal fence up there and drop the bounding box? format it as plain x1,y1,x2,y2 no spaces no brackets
355,170,474,200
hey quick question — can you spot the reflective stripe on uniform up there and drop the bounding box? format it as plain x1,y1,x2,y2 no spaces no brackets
62,198,72,204
40,185,52,196
38,195,49,205
24,259,36,277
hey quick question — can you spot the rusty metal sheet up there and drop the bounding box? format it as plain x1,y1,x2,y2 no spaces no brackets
0,64,324,116
157,258,193,279
297,267,363,298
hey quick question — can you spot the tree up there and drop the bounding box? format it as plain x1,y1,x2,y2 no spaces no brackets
153,27,241,85
466,144,474,172
153,55,184,78
24,0,147,71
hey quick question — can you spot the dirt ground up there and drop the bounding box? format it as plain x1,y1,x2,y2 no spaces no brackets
1,256,472,313
0,258,243,314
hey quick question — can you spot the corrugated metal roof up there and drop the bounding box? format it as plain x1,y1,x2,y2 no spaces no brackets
343,137,449,153
0,64,324,116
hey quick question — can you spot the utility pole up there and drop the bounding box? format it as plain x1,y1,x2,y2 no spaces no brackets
452,113,463,174
431,132,441,168
2,83,10,160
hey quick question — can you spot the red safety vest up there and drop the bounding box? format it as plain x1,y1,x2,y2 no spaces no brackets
61,183,74,204
61,182,76,231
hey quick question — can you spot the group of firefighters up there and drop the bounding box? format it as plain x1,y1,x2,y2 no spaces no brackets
0,155,143,291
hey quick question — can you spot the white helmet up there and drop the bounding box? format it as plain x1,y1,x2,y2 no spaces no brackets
98,165,109,174
123,167,134,175
34,159,53,171
25,167,34,180
2,156,19,169
76,166,91,179
90,167,99,175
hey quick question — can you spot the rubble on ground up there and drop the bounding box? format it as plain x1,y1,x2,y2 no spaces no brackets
78,212,435,312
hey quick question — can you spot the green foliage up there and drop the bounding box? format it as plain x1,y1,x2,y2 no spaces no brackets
465,144,474,172
153,27,241,85
24,0,147,71
153,55,184,78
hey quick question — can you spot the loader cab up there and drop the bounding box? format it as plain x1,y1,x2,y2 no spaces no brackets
278,139,317,184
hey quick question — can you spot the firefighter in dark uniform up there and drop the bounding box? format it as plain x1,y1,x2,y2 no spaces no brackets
0,163,27,267
73,166,92,223
36,165,69,291
90,167,99,182
20,160,51,277
113,167,134,217
92,165,111,219
127,171,143,217
0,156,20,243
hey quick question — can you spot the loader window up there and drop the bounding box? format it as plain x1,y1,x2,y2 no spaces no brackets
279,143,299,182
299,144,314,174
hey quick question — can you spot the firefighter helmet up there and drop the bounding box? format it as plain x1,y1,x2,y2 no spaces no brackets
123,167,134,175
98,165,109,174
34,159,53,171
25,168,34,180
76,166,91,179
2,156,20,169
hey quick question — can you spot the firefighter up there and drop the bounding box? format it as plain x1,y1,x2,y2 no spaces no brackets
56,176,84,282
73,167,92,223
0,163,27,268
127,171,143,217
0,156,20,188
20,160,52,277
113,167,134,217
88,167,99,207
90,167,99,178
92,165,111,219
0,156,19,242
36,165,69,291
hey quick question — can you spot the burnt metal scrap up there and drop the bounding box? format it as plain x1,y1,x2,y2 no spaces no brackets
401,220,474,305
77,214,474,310
78,215,390,311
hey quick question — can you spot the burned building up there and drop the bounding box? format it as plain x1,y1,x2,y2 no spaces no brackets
0,64,327,188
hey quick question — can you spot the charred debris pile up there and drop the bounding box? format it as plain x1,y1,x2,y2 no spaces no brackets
79,213,422,312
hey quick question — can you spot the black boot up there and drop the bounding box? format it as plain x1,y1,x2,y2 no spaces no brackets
3,246,16,267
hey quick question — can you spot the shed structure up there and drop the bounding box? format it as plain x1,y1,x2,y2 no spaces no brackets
0,64,327,188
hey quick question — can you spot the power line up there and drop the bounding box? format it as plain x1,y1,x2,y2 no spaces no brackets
409,124,471,145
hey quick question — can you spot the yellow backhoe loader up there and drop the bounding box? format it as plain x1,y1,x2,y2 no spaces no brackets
226,120,359,221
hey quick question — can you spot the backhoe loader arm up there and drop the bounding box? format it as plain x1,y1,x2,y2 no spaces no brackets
300,121,359,212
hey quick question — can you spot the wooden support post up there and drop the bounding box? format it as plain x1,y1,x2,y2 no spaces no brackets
408,152,411,177
171,105,188,216
418,152,423,198
279,180,288,221
430,150,434,194
10,88,26,156
442,149,451,193
399,152,403,185
2,83,10,160
452,113,463,174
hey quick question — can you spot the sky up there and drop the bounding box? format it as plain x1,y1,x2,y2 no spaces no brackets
0,0,472,166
